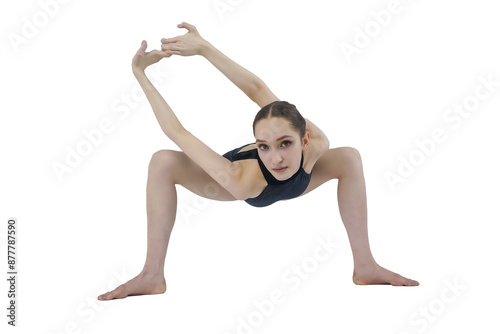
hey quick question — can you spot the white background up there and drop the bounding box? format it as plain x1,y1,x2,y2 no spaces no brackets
1,0,499,333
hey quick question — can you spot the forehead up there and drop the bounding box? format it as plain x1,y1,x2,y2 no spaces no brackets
254,117,297,140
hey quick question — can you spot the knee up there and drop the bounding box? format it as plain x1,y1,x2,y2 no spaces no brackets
339,147,362,168
343,147,361,161
149,149,179,172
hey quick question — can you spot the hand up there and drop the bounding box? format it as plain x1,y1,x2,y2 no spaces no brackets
132,40,170,74
161,22,207,57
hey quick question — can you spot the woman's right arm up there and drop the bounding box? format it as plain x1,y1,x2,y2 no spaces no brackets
133,40,253,200
161,22,279,108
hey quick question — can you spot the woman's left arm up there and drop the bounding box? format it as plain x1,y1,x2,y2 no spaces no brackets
161,22,279,108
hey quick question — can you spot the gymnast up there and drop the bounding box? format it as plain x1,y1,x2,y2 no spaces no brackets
98,22,418,301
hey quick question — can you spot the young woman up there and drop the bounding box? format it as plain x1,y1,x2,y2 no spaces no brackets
97,22,418,301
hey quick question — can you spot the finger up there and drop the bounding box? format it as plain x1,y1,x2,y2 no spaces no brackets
150,50,171,58
161,43,181,52
177,22,197,32
137,40,147,54
161,37,180,44
167,50,181,55
148,50,166,56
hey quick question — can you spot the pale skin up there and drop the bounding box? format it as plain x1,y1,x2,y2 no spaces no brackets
97,22,418,301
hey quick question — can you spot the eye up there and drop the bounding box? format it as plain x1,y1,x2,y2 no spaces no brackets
281,140,291,148
258,144,269,151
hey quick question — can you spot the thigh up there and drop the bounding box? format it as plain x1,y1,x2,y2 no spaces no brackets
300,147,359,197
155,150,238,202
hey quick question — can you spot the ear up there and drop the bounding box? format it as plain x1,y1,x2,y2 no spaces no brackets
302,132,310,148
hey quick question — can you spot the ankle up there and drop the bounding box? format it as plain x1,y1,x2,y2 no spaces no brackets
141,266,164,277
354,258,377,270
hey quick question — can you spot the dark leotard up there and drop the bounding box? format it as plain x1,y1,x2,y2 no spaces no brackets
222,143,312,207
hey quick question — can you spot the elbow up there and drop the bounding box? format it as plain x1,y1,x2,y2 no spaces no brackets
315,136,330,157
225,162,249,201
321,136,330,155
323,136,330,151
247,83,263,102
165,124,187,143
232,192,248,201
247,79,269,103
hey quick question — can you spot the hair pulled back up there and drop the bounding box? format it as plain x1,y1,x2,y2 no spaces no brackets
252,101,306,138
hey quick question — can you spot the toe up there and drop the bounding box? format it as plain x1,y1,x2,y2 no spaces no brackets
98,285,127,301
392,274,413,286
403,277,419,286
113,285,128,298
409,279,419,286
97,292,110,301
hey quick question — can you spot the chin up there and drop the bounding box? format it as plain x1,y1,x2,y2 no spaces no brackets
272,168,292,180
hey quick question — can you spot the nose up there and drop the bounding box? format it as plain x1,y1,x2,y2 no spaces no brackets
271,150,284,166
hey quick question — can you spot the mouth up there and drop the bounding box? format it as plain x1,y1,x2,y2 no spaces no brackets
272,166,288,173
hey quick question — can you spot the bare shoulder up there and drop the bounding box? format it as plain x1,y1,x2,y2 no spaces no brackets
235,158,268,199
222,143,266,200
302,118,330,173
237,143,258,153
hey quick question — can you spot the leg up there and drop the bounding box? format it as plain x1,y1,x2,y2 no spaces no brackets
301,147,419,286
98,150,236,300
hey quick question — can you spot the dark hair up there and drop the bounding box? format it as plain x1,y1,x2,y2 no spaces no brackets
252,101,306,138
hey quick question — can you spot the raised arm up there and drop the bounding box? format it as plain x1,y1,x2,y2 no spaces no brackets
200,41,278,107
161,22,278,108
132,40,251,200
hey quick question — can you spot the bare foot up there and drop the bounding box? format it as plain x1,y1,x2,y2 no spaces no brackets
97,270,167,301
353,262,419,286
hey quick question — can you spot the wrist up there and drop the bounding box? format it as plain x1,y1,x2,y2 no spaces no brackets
133,67,146,78
199,40,215,58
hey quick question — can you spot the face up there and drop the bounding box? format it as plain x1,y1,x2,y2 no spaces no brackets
254,117,309,181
